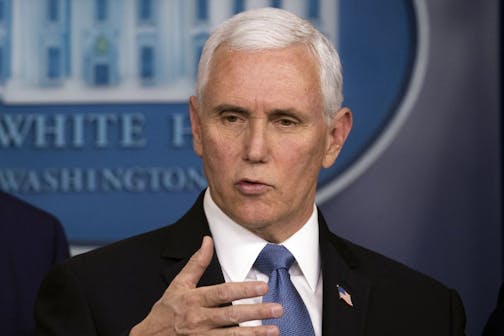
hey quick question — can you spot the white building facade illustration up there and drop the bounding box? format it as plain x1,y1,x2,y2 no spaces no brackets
0,0,338,103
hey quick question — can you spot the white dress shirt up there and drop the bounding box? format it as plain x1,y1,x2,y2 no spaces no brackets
204,189,323,336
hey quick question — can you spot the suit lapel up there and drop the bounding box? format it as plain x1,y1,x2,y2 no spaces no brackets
159,191,226,288
157,193,372,333
319,213,370,336
159,252,225,288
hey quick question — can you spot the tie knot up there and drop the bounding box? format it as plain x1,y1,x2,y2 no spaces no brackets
254,244,295,275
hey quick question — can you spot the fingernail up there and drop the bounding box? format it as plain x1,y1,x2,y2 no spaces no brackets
271,305,283,318
266,326,279,336
256,283,267,294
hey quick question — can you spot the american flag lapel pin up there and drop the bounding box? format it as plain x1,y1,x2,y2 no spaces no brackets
337,284,353,307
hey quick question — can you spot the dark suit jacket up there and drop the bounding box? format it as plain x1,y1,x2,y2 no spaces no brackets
35,192,466,335
482,282,504,335
0,191,69,335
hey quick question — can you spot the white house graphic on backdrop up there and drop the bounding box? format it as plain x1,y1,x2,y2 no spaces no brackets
0,0,338,104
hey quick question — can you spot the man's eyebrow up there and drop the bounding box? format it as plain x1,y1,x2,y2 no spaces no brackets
213,104,249,115
269,108,304,119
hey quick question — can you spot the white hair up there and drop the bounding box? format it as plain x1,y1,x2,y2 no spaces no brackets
196,7,343,122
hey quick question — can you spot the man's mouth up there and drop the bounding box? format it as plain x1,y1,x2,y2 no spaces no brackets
235,179,271,194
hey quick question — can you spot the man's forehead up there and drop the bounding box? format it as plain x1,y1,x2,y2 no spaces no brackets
198,43,322,114
207,47,318,89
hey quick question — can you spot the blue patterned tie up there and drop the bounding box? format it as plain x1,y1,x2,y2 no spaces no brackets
254,244,315,335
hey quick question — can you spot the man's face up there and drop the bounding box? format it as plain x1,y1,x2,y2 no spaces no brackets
190,44,351,242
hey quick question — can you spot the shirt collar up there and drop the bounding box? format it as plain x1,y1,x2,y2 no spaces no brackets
204,189,320,292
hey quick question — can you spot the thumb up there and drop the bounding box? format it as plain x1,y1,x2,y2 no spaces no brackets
170,236,214,289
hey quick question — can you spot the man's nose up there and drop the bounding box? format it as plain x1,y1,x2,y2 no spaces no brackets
243,121,269,163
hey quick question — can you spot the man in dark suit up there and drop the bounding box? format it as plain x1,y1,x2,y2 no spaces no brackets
35,8,466,335
0,191,69,335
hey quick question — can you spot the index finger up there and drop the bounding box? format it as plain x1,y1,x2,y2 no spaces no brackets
170,236,214,289
198,281,269,307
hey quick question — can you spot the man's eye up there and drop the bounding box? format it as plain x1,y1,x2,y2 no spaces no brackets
278,118,297,127
221,113,245,124
224,115,239,123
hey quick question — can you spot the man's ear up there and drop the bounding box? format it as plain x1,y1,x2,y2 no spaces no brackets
189,96,203,157
322,107,353,169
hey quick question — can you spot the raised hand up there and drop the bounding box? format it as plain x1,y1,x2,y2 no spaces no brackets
130,236,282,335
